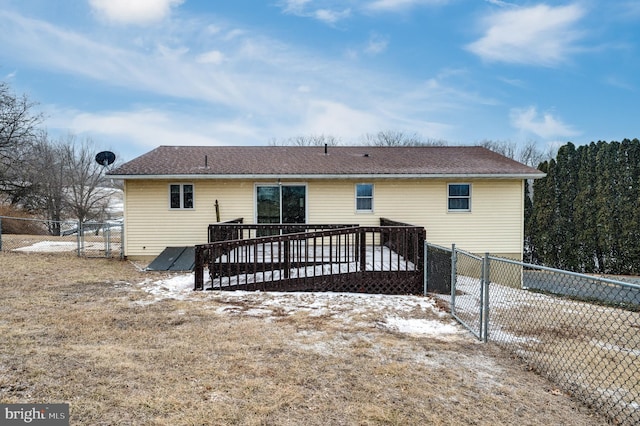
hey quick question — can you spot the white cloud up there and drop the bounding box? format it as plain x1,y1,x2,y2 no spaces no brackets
47,107,266,160
156,44,189,59
222,29,246,41
89,0,184,25
278,0,350,24
467,4,585,66
279,0,312,14
604,75,635,91
1,8,484,156
279,0,445,19
366,0,449,12
196,50,225,65
69,109,220,146
483,0,516,7
3,70,17,80
0,11,252,108
313,8,351,24
510,106,579,139
365,33,389,55
296,100,382,138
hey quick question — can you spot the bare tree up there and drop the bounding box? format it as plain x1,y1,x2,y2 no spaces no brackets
269,134,342,146
0,82,40,152
18,134,68,234
0,83,120,229
479,140,517,159
361,130,448,146
0,81,42,201
61,136,117,224
10,134,119,233
480,139,554,167
517,140,553,168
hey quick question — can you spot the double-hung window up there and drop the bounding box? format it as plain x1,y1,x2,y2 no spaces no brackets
170,184,194,209
448,183,470,212
356,183,374,212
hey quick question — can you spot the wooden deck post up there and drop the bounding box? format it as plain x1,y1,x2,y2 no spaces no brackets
359,229,367,272
284,240,290,279
194,246,204,290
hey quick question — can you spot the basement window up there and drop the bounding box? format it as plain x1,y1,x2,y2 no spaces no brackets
448,183,470,212
170,184,194,209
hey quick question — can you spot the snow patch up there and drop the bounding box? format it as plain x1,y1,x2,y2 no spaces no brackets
383,317,462,337
13,241,110,252
137,274,194,302
133,272,467,340
14,241,77,252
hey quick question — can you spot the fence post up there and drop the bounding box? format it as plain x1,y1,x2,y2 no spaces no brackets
120,222,125,260
423,240,428,295
76,221,82,257
479,253,485,341
450,244,456,316
0,217,3,251
104,224,111,258
482,253,490,343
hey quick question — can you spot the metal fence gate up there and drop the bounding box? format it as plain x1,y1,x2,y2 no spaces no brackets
425,243,488,340
77,222,123,258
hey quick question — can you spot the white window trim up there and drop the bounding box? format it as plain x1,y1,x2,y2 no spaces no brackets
355,183,374,213
447,183,471,213
169,183,195,210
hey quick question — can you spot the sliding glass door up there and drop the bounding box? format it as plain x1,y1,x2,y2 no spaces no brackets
256,184,306,225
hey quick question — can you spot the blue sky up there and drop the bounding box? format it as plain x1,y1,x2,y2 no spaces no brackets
1,0,639,161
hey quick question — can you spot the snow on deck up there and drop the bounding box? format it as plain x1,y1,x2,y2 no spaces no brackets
218,244,416,270
210,245,416,288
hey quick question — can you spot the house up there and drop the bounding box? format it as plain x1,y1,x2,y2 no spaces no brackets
107,145,544,261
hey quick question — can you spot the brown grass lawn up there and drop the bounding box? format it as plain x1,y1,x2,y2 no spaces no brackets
0,252,607,425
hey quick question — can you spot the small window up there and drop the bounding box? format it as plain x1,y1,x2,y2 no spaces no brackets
170,184,194,209
356,183,373,212
448,183,470,212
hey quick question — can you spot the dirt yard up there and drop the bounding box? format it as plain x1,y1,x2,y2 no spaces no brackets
0,252,607,425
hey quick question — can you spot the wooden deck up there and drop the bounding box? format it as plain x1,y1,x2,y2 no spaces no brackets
194,220,425,295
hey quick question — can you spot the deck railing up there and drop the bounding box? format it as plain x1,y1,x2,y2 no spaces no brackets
208,220,357,243
195,222,425,295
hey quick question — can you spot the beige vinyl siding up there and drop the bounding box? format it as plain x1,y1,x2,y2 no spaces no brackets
307,179,524,257
426,180,525,258
123,179,256,258
123,178,525,259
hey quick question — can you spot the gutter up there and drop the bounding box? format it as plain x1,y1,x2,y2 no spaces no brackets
107,172,546,180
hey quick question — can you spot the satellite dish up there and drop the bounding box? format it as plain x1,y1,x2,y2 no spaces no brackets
95,151,116,166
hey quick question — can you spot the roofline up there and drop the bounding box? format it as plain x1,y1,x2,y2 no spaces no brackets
107,172,546,180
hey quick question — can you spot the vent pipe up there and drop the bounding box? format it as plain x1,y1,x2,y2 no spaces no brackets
205,155,208,168
324,143,328,155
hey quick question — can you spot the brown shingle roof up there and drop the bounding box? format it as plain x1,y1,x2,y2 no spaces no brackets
108,145,545,178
